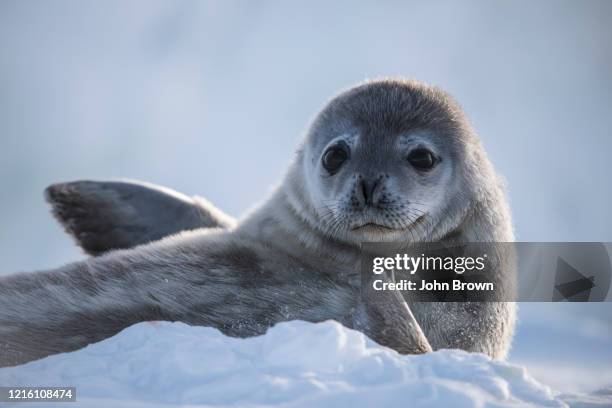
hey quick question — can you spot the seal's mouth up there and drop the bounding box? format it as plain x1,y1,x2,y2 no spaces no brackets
351,223,398,232
350,214,428,234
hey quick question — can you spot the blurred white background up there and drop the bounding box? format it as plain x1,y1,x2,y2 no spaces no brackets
0,0,610,393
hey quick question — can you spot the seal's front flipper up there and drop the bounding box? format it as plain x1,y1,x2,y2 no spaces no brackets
353,272,432,355
45,180,236,255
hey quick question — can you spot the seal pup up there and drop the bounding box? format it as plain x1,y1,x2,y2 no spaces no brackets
0,79,515,367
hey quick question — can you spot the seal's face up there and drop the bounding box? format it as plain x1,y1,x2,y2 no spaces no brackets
300,80,474,244
307,130,457,243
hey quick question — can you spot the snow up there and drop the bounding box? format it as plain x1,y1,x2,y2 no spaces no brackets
2,320,601,408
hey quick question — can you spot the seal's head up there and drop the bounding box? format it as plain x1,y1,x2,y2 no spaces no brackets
286,79,503,244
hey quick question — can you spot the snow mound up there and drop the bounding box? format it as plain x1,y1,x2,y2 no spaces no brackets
0,321,572,407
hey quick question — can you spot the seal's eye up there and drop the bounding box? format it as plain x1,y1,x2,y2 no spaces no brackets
407,148,437,170
322,141,350,174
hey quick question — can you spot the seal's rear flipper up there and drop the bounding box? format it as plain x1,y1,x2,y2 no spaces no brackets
45,180,236,255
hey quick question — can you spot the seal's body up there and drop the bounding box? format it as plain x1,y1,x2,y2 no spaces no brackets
1,79,515,367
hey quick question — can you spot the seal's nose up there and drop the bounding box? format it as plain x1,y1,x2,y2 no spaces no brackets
356,176,383,207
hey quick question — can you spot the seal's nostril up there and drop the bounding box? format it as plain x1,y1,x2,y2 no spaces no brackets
357,178,381,207
360,179,371,205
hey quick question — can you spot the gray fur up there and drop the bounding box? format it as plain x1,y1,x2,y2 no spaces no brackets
45,180,235,255
1,79,515,367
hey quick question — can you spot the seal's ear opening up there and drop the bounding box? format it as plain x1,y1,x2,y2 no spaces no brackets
44,180,234,256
